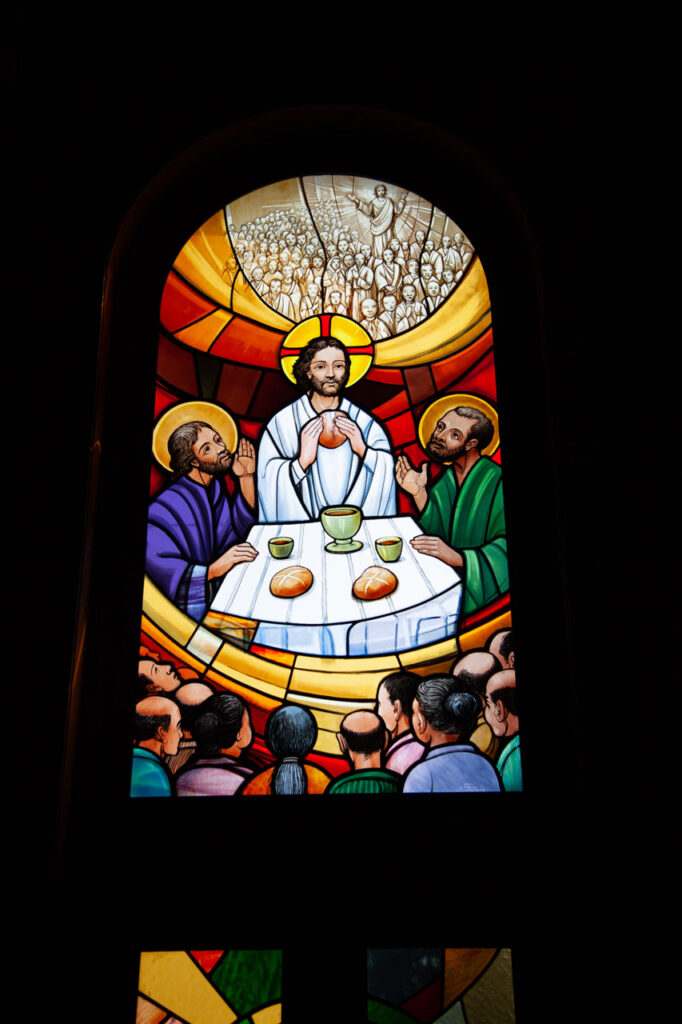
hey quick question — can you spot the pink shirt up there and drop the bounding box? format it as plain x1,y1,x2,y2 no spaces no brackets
385,733,425,775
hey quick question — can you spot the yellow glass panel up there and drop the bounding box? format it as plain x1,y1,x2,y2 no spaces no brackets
211,643,292,695
312,727,342,756
173,210,235,310
398,636,459,667
289,667,393,701
288,692,376,715
280,316,324,349
460,949,516,1024
294,653,401,673
297,703,372,733
330,315,371,348
374,258,490,367
400,657,460,678
203,667,280,713
138,951,237,1024
142,578,196,646
175,308,233,352
252,1003,282,1024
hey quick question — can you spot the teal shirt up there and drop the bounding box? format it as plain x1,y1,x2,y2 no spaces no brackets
418,457,508,614
130,747,172,797
497,734,522,792
327,768,401,794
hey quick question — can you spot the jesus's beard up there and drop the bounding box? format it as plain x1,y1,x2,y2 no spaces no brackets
309,377,347,397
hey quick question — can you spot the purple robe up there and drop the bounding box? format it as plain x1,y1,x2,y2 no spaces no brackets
146,475,255,620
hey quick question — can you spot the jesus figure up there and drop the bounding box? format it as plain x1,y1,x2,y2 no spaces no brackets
257,332,396,522
349,183,407,259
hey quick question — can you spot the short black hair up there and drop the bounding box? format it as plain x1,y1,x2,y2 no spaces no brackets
415,676,479,738
493,629,514,662
379,671,421,719
340,715,386,756
292,338,350,392
192,693,246,757
489,685,519,717
134,711,171,743
454,406,495,451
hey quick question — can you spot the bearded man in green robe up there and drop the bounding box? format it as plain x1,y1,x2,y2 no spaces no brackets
395,405,508,616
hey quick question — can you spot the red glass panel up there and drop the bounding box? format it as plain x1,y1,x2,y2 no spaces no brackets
215,363,263,415
210,316,284,368
373,390,410,419
385,410,417,446
156,335,197,394
160,271,218,333
190,951,224,973
456,347,498,402
430,327,494,390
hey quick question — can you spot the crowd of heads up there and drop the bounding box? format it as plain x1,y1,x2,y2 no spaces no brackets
131,626,520,797
226,196,474,338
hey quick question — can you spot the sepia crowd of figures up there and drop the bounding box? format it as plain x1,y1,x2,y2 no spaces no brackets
226,184,474,337
130,629,521,797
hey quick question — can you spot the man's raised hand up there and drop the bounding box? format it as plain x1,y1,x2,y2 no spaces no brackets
395,454,429,510
208,542,258,580
298,416,323,471
232,438,256,477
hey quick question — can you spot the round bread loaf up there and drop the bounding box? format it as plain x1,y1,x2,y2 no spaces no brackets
318,411,347,449
352,566,397,601
270,565,313,598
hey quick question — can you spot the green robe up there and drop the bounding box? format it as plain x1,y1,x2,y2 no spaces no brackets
418,457,508,615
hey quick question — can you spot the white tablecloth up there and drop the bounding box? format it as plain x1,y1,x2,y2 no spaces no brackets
211,515,463,656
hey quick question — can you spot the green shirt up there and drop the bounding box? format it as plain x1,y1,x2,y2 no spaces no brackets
497,734,522,792
418,457,508,615
130,747,172,797
327,768,401,794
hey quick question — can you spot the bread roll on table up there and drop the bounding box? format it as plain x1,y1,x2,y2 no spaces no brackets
270,565,313,598
353,566,397,600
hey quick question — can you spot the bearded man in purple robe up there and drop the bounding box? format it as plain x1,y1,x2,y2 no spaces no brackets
146,420,258,620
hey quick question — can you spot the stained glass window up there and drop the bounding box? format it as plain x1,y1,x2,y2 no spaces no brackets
131,173,521,798
136,950,282,1024
367,949,516,1024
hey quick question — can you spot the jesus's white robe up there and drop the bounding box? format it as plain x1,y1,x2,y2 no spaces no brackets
258,394,397,522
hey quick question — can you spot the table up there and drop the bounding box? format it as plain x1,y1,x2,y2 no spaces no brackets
211,515,463,657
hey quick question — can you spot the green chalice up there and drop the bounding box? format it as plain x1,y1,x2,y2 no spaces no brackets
321,505,363,553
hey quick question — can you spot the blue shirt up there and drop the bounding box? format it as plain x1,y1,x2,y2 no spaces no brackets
403,742,501,793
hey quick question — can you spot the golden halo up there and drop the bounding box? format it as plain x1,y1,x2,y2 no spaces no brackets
152,401,239,472
279,314,374,388
418,394,500,458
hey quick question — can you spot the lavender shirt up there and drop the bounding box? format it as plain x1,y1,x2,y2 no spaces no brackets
176,756,253,796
